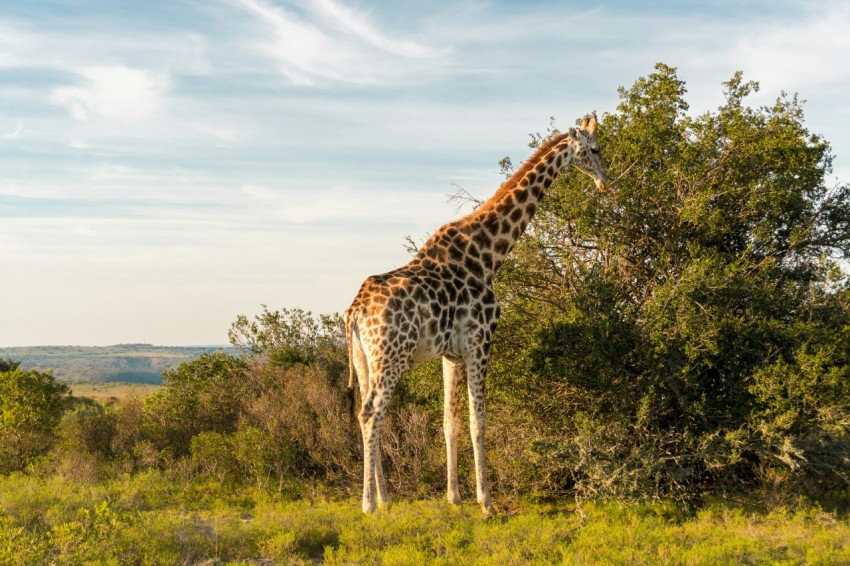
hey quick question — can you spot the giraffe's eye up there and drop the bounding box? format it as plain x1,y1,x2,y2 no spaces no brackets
590,148,600,155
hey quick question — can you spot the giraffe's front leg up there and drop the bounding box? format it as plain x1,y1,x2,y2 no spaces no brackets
466,359,494,518
443,357,464,505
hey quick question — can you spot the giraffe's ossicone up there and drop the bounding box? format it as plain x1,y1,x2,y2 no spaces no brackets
345,113,608,517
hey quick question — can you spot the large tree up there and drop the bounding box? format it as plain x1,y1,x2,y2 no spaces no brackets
488,63,850,499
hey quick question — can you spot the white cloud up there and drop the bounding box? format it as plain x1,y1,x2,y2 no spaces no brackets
238,182,454,228
229,0,328,85
0,17,210,76
66,138,89,149
3,119,21,139
194,123,241,144
228,0,446,84
50,66,171,121
241,184,279,200
89,164,155,182
73,224,97,237
733,5,850,93
309,0,441,58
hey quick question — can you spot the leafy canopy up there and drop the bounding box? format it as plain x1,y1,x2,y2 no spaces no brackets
489,62,850,498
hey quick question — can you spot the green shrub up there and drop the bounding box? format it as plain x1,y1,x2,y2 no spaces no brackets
53,400,116,482
231,422,293,490
239,360,359,484
0,364,69,473
190,431,239,483
143,351,248,458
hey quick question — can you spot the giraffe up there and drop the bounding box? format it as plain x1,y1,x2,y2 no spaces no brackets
345,113,608,517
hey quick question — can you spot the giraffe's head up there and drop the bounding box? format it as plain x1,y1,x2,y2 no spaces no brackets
569,112,608,191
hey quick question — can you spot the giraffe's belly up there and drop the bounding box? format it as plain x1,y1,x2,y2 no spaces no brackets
410,312,469,363
411,338,446,363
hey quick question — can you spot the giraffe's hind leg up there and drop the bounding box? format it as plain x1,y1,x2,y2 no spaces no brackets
359,388,380,514
442,357,464,505
358,370,401,513
375,447,389,508
356,411,389,511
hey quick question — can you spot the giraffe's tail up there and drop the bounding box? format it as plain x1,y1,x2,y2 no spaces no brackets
344,307,356,390
344,307,357,419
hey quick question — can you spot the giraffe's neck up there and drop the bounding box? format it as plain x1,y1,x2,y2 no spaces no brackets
464,133,577,270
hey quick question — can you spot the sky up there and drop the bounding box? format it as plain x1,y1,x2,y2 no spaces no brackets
2,0,850,346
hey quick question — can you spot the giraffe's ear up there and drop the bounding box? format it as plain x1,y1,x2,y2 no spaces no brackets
568,127,578,139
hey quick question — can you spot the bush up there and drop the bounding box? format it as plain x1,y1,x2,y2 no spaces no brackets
747,335,850,495
0,363,69,473
190,431,238,483
143,351,248,458
231,423,289,490
53,400,116,482
242,360,359,484
228,306,346,380
380,404,444,497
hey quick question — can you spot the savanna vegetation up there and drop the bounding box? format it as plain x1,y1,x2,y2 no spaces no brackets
1,64,849,563
2,475,849,564
0,344,224,383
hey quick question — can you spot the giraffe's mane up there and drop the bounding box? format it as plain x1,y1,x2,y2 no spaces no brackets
486,132,570,205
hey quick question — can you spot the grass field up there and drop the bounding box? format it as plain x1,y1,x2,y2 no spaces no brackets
67,381,162,402
1,471,848,564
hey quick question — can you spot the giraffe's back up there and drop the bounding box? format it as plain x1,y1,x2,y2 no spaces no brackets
347,237,499,370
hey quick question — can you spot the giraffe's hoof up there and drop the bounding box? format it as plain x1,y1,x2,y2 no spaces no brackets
481,504,495,519
447,492,461,506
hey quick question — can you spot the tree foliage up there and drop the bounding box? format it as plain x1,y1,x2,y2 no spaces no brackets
489,63,850,499
228,306,346,379
143,351,249,457
0,364,69,472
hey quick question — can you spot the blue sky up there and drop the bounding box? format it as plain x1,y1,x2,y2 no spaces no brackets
2,0,849,346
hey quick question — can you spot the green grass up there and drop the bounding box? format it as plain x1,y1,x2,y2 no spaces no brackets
0,472,848,564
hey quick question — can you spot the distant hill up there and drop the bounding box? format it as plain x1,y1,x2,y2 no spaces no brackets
0,344,233,384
